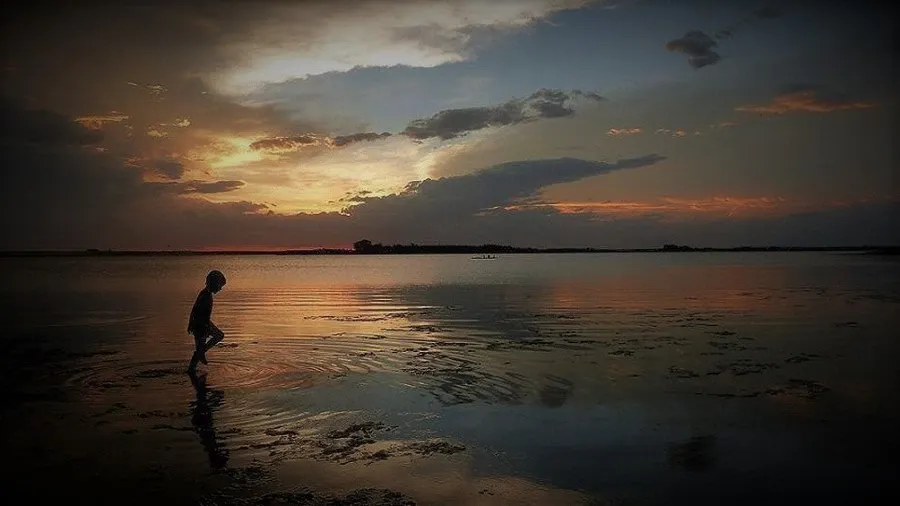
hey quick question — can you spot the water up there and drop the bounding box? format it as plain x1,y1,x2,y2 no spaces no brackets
2,253,899,505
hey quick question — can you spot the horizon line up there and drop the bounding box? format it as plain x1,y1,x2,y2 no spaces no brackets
1,244,897,257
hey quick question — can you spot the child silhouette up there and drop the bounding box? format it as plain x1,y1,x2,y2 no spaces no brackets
187,270,227,373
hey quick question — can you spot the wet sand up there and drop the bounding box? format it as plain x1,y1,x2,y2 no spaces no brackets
2,253,899,505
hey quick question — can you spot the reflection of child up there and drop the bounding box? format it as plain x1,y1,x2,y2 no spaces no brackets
187,270,227,374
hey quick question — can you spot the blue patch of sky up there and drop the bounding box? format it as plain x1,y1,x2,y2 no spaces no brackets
253,1,882,134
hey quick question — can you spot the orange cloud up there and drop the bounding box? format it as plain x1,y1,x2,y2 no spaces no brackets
124,156,144,167
144,118,192,136
74,112,129,129
606,127,642,137
736,90,876,115
505,196,874,220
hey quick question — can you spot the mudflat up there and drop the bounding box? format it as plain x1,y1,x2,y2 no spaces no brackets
2,253,898,505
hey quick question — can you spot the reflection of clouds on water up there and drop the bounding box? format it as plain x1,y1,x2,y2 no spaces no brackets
383,284,586,407
208,282,597,408
371,273,896,409
4,255,897,505
36,263,893,419
354,282,804,408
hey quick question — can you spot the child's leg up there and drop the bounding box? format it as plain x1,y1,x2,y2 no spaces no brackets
204,336,223,352
188,350,202,373
193,332,208,365
204,325,225,351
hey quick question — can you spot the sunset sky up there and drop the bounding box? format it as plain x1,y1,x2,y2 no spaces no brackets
2,0,896,250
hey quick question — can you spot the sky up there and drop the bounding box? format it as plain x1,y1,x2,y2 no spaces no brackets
1,0,897,250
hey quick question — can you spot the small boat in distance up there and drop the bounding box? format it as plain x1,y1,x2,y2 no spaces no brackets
471,254,498,260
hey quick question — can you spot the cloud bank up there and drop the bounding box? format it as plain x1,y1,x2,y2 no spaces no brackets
246,88,604,161
205,0,597,95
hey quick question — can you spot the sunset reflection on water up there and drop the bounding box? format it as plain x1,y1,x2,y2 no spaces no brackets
2,253,898,505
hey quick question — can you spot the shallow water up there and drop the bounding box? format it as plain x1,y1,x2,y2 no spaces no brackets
2,253,899,505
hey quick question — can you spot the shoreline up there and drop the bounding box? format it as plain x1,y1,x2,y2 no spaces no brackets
0,246,897,257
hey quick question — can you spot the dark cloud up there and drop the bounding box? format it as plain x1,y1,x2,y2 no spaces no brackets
147,180,246,195
669,5,782,68
2,126,895,250
184,180,245,194
1,99,103,146
332,132,392,146
0,109,663,249
572,90,606,102
150,158,185,180
212,200,270,214
527,89,579,118
347,155,665,221
1,6,319,154
248,87,601,152
665,31,721,69
0,105,259,249
250,135,322,152
1,142,149,241
2,88,895,251
402,105,522,140
402,89,605,140
250,132,392,152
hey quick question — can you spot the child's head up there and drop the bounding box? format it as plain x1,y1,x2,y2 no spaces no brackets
206,270,227,293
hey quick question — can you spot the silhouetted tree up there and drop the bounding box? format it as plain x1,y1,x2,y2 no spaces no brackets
663,244,693,252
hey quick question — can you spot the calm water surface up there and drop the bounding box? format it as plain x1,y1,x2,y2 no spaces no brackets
2,253,899,505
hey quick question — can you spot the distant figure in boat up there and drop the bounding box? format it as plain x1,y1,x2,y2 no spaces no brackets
187,270,227,374
471,254,498,260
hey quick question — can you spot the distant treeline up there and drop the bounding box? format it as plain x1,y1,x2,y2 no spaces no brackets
0,242,897,257
351,240,898,255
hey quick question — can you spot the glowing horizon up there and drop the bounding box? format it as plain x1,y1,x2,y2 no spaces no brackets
1,1,896,250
